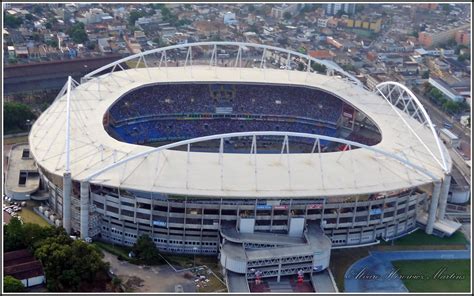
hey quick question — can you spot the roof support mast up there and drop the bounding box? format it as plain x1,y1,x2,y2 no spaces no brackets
63,76,73,234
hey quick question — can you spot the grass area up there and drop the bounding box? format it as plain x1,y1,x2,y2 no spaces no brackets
93,241,133,260
163,254,226,291
329,247,371,292
381,230,468,246
392,259,470,292
164,254,195,269
352,28,375,39
3,135,29,145
197,273,227,293
19,207,51,227
5,200,51,227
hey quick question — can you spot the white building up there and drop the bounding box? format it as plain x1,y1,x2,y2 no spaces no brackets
429,78,465,102
223,12,238,25
271,4,297,19
317,18,329,28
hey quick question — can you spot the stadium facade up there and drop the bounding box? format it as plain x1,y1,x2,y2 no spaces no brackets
28,42,457,287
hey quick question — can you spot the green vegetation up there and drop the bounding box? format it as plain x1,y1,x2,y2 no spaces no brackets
283,11,292,20
440,4,452,13
25,14,35,21
18,202,51,227
128,10,146,26
4,101,36,134
93,241,132,260
35,234,109,291
4,217,57,252
4,217,110,292
458,53,470,62
4,276,26,292
330,247,371,291
68,22,88,44
131,235,164,264
392,259,470,292
342,64,357,72
47,39,59,48
152,36,167,47
455,44,469,54
312,62,327,74
4,13,23,28
94,236,163,265
386,230,468,246
424,84,467,114
422,70,430,79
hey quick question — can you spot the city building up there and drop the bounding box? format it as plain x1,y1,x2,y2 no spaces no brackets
418,23,470,48
345,17,382,33
4,249,45,288
324,3,356,16
428,77,465,102
455,29,471,46
223,12,238,25
271,4,297,19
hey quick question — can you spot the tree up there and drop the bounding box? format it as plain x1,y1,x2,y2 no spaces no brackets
283,11,292,20
32,5,43,14
4,102,36,133
4,217,59,252
4,217,25,252
458,53,470,62
312,62,327,74
4,14,23,28
131,235,162,264
443,100,462,114
128,10,146,26
34,233,109,292
441,4,451,13
429,87,444,102
422,70,430,79
161,6,178,25
454,44,468,54
47,39,58,48
25,14,35,21
68,22,88,44
4,276,25,292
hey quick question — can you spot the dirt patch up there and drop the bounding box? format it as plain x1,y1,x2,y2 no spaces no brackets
123,276,144,291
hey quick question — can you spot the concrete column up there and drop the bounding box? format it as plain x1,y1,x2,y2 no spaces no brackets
425,181,441,235
437,175,451,220
277,258,282,282
62,172,72,234
80,181,90,239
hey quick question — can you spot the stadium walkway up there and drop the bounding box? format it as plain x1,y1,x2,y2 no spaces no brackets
344,250,471,292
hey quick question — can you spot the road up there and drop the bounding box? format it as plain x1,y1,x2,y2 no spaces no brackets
412,89,471,184
413,88,470,143
448,149,471,183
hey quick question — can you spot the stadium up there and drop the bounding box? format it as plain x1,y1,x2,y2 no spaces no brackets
27,42,457,290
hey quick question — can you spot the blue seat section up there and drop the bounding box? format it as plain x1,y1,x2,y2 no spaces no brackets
107,83,345,146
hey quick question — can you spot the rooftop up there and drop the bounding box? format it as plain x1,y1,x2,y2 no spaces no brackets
29,52,449,198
